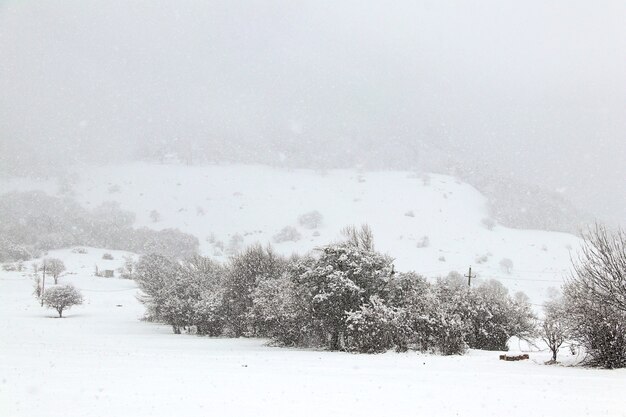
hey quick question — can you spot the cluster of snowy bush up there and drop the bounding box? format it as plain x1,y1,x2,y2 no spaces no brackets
134,225,536,355
0,191,198,261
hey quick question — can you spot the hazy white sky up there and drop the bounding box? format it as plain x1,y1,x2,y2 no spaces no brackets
1,0,624,224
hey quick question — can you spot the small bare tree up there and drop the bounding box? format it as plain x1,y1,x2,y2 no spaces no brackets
43,284,83,318
541,298,566,362
117,255,135,279
43,258,66,284
499,258,514,274
341,224,374,251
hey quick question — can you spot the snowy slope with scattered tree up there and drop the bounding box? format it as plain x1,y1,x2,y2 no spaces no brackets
0,162,581,305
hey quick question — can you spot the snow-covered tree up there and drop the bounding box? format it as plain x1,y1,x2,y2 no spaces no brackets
345,296,410,353
43,258,66,284
252,274,312,346
292,237,394,350
134,254,226,334
222,244,287,336
43,284,83,317
464,280,535,351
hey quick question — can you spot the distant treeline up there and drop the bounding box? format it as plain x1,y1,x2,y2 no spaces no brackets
0,191,198,262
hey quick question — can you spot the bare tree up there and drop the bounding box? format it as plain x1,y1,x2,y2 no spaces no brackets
569,223,626,314
563,223,626,368
43,258,66,284
499,258,514,274
341,224,374,251
541,298,567,362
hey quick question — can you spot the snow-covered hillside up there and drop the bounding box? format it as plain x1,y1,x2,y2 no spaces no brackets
1,249,625,417
0,162,581,305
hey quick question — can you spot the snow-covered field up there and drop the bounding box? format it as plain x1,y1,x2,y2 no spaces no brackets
1,248,625,417
0,162,581,305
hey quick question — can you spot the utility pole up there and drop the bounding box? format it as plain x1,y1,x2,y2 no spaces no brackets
465,266,476,287
41,263,46,306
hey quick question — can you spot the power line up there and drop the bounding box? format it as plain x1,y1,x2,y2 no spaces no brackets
480,275,564,283
79,287,138,293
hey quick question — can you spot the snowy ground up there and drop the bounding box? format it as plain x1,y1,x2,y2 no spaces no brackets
0,162,582,306
1,249,625,417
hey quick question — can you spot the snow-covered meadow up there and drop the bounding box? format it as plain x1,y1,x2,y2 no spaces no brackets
1,248,625,417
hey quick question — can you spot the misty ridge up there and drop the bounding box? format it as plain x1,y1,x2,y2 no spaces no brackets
0,0,624,232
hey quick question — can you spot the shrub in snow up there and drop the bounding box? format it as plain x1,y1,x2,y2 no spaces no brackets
117,256,135,280
0,238,33,262
149,209,161,223
42,258,66,284
345,296,409,353
129,227,199,259
431,275,535,352
71,247,88,254
2,263,17,271
43,284,83,318
428,308,468,355
223,244,287,337
292,237,394,350
416,236,429,248
102,253,114,260
499,258,513,274
481,217,495,230
252,275,310,346
475,254,489,264
134,254,226,334
298,210,323,229
193,288,225,336
404,210,415,218
468,281,536,351
226,234,244,255
273,226,301,243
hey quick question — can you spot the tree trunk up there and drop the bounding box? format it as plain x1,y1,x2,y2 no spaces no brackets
552,348,557,362
58,308,63,318
330,330,340,351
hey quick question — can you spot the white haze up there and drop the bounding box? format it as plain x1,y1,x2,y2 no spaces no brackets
0,0,624,226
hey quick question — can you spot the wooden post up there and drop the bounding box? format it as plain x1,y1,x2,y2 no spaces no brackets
465,266,475,287
41,264,46,306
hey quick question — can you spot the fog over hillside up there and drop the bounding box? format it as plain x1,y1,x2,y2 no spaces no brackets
1,0,624,227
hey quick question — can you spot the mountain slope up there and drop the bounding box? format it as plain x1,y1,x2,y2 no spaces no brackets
0,162,581,304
